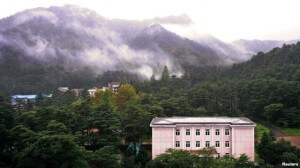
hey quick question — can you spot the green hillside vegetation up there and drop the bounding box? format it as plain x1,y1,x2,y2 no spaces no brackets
0,42,299,167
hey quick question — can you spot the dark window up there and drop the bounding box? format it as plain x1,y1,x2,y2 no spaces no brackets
225,129,230,135
205,141,210,147
176,129,180,136
196,129,200,135
176,141,180,147
196,141,200,147
205,129,210,135
215,129,220,135
186,129,190,136
186,141,190,147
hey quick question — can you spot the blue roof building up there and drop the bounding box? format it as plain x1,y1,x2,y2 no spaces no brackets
11,95,38,100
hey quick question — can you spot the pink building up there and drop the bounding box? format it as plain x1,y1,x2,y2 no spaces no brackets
150,117,256,161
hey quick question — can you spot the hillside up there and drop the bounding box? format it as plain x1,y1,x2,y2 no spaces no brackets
227,43,300,81
0,5,242,95
0,5,298,95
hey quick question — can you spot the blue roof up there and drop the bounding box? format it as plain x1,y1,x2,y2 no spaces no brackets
11,95,37,99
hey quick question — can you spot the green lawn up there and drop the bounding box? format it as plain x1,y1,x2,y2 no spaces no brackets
255,123,270,137
279,128,300,136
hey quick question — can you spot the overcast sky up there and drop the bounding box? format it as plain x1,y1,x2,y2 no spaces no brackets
1,0,300,42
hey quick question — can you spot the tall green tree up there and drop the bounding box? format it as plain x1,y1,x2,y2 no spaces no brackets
161,65,170,84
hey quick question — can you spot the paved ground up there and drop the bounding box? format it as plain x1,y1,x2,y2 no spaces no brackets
277,136,300,148
268,125,287,137
264,123,300,149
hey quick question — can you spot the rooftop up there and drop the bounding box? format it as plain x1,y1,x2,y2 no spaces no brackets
109,82,120,85
150,116,255,126
11,95,37,99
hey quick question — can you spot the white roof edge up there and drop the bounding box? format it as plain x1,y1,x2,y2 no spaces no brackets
150,116,256,127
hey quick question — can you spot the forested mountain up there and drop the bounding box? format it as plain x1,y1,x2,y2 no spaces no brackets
232,39,299,56
1,5,295,95
227,43,300,80
1,42,299,167
137,42,300,128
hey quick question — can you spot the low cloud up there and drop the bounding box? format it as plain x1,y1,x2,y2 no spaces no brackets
145,14,192,26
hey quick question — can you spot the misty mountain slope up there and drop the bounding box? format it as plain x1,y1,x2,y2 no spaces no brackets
0,5,252,75
0,5,297,94
226,42,300,81
231,39,300,56
128,24,224,66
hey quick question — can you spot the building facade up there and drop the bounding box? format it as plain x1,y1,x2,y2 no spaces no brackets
150,117,256,161
108,82,120,94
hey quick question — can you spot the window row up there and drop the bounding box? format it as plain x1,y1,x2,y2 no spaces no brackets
175,141,230,148
175,128,230,136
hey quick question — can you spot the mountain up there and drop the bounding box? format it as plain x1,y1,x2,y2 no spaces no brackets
0,5,242,94
231,39,300,56
0,5,237,77
0,5,298,95
227,42,300,81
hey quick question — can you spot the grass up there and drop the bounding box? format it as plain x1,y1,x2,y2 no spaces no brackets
279,127,300,136
255,123,270,137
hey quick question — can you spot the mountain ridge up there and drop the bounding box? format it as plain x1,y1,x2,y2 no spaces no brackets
0,5,299,95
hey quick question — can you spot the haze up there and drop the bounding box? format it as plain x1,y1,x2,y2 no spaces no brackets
1,0,300,42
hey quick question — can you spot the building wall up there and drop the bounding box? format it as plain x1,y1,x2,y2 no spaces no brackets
232,126,255,161
152,124,255,161
152,127,174,158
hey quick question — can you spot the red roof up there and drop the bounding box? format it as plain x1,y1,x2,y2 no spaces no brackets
110,82,120,85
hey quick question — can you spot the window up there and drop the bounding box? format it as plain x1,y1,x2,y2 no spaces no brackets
215,141,220,148
205,141,210,148
196,141,200,147
186,129,190,135
196,129,200,135
176,129,180,136
205,129,210,135
215,129,220,136
176,141,180,147
186,141,190,147
225,141,230,147
225,129,230,135
217,153,220,158
225,153,230,156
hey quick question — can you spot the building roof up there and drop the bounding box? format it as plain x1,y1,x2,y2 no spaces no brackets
11,95,37,99
109,82,120,85
150,116,255,126
11,94,51,100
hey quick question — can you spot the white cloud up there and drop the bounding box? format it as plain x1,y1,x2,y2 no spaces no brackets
1,0,300,41
13,9,58,26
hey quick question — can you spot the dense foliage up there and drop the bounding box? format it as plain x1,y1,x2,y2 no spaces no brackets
0,42,299,167
147,149,255,168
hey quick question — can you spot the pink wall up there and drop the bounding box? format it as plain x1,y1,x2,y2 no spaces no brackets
152,127,174,158
152,125,255,161
232,126,255,161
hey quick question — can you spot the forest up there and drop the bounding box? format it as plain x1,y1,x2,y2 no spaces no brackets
0,42,299,167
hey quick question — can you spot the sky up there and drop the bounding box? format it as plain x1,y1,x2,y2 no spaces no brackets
1,0,300,42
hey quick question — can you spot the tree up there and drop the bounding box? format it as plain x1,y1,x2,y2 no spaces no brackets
115,84,139,109
235,154,255,168
120,103,151,153
14,134,90,168
0,102,15,167
257,132,300,166
90,146,121,168
150,74,156,84
91,89,104,106
45,120,68,135
160,65,170,84
87,91,121,150
263,103,283,123
146,149,197,168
